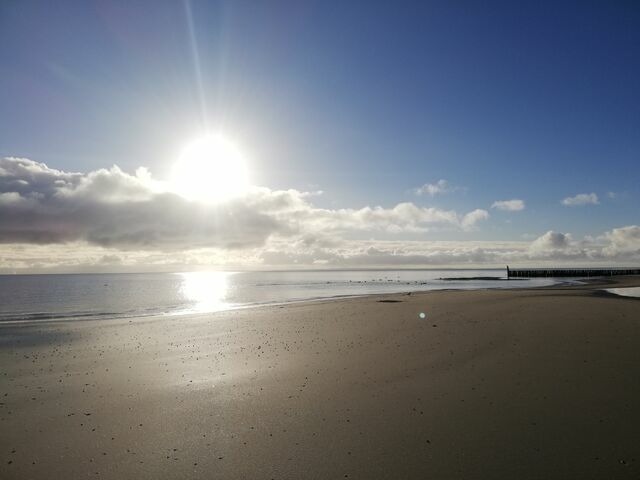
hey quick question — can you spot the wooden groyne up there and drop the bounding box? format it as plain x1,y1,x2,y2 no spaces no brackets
506,266,640,278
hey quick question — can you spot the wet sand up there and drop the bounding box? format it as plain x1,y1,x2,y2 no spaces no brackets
2,278,640,479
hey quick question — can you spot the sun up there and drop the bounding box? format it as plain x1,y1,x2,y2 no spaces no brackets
170,134,249,202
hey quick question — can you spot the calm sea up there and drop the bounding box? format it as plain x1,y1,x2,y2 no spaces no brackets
0,269,561,323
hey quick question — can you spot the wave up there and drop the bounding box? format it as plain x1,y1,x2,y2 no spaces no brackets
0,307,173,324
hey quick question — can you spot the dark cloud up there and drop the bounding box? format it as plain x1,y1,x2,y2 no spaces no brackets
0,158,283,249
4,157,636,271
0,157,490,251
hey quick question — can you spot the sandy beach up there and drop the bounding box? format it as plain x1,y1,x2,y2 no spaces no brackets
2,278,640,479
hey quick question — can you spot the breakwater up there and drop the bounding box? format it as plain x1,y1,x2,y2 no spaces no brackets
506,267,640,278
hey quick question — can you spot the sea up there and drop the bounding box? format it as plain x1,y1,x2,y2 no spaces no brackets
0,269,565,323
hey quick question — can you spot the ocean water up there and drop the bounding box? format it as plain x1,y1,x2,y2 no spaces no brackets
606,287,640,298
0,269,561,323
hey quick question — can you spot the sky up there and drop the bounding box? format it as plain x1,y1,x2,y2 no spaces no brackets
0,0,639,272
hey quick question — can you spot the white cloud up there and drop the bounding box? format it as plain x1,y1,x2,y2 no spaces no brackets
602,225,640,256
414,179,458,196
2,224,640,272
561,193,599,206
525,227,640,262
257,236,540,268
0,158,286,249
460,209,490,230
302,203,489,234
0,157,488,251
0,192,23,204
529,231,573,253
258,224,640,268
2,157,638,272
491,199,525,211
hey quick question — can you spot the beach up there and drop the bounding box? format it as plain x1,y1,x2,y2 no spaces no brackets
2,278,640,479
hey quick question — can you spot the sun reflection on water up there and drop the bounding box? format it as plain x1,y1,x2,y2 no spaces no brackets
177,271,233,314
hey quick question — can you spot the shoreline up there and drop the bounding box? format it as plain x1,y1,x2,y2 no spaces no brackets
2,274,636,327
2,277,640,479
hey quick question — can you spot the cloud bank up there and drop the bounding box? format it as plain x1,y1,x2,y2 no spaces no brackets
256,227,640,269
0,157,488,251
1,158,638,272
0,158,282,249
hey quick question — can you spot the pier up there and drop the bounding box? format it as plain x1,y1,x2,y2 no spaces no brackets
506,266,640,278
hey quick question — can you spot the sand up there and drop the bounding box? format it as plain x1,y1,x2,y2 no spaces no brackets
1,278,640,479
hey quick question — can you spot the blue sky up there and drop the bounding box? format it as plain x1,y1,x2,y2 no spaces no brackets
0,1,639,271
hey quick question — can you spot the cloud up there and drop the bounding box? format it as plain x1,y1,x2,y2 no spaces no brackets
525,227,640,262
4,157,638,272
561,193,599,206
261,225,640,268
602,225,640,256
460,209,490,230
526,230,610,261
491,199,525,211
2,225,640,272
301,203,489,234
0,157,488,251
258,239,524,268
414,179,459,196
529,231,572,253
0,158,287,249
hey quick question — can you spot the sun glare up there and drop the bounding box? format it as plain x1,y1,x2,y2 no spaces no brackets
171,134,249,202
178,271,232,313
